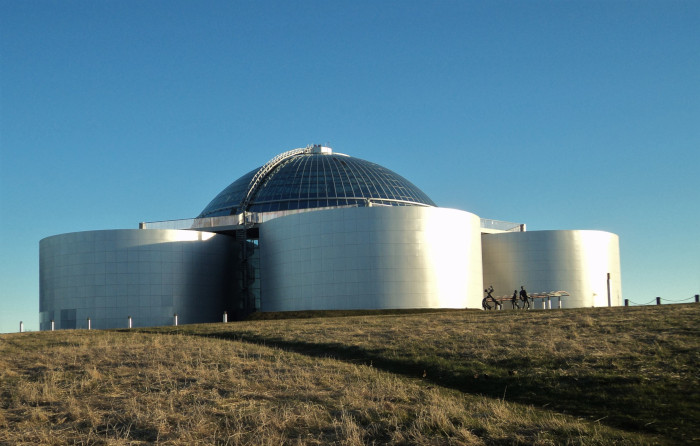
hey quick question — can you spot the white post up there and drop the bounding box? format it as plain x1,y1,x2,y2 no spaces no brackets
557,296,562,309
19,321,24,333
128,316,132,329
174,313,178,326
87,318,91,330
547,296,551,310
51,320,55,331
223,311,228,323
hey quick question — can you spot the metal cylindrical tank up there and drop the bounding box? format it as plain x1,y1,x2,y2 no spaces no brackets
259,206,483,311
40,229,236,330
481,230,622,308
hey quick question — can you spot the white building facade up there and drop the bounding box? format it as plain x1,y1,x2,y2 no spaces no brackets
39,145,622,329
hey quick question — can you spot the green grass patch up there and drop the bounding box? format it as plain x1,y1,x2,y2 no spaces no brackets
243,307,473,320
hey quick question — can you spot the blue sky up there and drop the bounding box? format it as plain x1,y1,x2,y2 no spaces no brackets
1,0,698,333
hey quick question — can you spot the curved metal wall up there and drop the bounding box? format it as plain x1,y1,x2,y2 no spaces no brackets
481,230,622,308
259,206,483,311
39,229,235,330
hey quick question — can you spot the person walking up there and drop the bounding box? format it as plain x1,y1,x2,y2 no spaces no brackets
511,289,520,309
520,286,530,309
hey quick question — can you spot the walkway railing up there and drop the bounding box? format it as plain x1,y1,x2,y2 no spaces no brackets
480,219,525,232
625,294,699,306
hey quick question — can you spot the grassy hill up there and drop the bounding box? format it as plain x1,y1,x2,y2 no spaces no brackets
1,304,698,445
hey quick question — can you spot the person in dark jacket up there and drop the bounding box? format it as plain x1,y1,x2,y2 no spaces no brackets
520,286,530,309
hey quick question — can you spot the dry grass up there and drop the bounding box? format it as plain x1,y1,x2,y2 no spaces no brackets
2,304,697,444
165,304,700,444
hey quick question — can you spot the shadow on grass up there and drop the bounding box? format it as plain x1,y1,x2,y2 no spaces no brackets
158,330,693,445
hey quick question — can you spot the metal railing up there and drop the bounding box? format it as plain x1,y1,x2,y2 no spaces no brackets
143,212,525,233
480,219,525,232
140,205,362,231
139,218,197,230
625,295,699,306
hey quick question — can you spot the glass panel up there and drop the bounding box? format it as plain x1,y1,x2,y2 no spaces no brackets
198,152,436,218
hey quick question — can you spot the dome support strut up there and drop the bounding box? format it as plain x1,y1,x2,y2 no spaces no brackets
239,145,315,212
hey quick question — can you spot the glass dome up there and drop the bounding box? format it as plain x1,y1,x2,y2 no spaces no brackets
198,146,436,218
